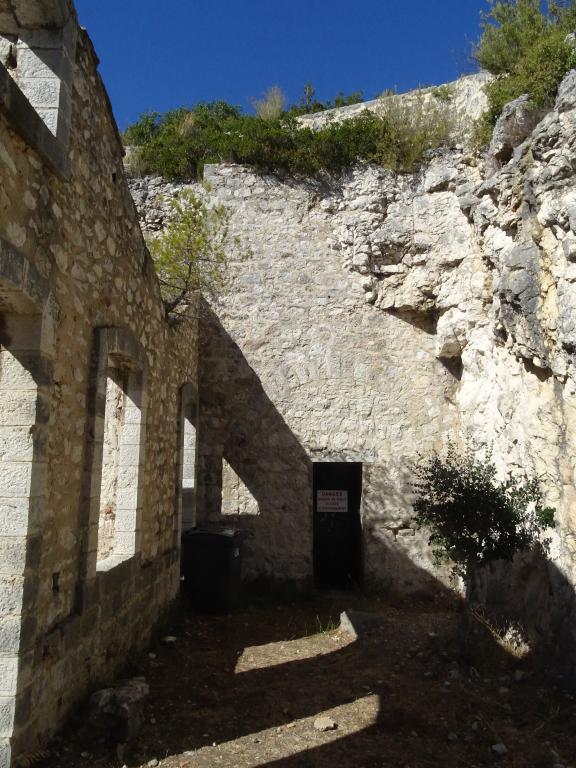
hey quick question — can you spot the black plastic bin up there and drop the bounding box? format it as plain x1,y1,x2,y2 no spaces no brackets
180,528,242,613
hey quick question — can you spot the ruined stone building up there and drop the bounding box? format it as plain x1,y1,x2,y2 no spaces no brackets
1,0,576,765
0,2,198,764
132,74,576,679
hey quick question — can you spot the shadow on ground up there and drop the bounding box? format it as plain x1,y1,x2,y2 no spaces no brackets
42,588,576,768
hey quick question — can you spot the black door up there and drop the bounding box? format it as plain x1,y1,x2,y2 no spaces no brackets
313,462,362,589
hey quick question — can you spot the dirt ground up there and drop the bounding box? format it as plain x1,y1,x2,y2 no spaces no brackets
37,591,575,768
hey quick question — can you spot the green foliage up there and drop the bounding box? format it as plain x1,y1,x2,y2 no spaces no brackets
123,110,161,145
129,103,242,180
475,0,549,75
124,87,454,180
287,82,365,116
332,90,365,108
470,113,496,151
147,188,242,315
222,112,386,176
474,0,576,138
376,93,455,172
431,84,455,103
412,444,555,579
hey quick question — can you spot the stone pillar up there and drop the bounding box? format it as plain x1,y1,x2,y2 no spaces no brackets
0,241,55,768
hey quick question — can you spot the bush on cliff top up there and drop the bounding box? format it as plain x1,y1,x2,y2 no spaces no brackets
474,0,576,138
124,87,455,181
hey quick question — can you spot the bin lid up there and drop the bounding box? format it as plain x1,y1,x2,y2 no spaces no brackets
182,527,239,539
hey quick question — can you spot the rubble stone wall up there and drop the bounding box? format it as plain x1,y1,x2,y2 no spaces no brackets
0,12,197,766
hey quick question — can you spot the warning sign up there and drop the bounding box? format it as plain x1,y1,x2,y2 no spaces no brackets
317,490,348,514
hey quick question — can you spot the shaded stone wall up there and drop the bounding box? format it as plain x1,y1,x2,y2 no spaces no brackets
0,10,197,766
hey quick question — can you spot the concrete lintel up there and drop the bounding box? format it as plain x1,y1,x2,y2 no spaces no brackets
0,62,69,179
0,238,49,315
99,326,149,375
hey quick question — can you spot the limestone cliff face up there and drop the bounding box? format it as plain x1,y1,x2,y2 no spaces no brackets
335,71,576,560
130,70,576,667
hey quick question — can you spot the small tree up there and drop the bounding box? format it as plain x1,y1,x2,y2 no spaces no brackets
412,444,555,590
148,188,241,317
301,82,316,111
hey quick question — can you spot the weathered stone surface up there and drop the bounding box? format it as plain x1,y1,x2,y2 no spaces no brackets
297,73,492,130
555,69,576,113
130,69,576,682
488,94,545,164
0,6,198,767
133,163,466,590
313,716,338,732
0,1,71,32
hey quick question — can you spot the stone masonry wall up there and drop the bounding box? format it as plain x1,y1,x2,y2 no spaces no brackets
297,72,491,130
0,10,198,766
131,70,576,676
131,167,462,593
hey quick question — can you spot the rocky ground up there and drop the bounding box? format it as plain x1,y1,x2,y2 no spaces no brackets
37,592,575,768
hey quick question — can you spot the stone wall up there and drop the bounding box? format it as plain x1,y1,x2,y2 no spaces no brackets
131,169,462,594
0,7,198,766
297,72,491,130
130,69,576,676
9,1,576,762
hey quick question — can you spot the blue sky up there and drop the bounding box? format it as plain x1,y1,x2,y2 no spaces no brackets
75,0,489,131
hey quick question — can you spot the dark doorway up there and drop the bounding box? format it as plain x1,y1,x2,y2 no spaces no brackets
313,462,362,589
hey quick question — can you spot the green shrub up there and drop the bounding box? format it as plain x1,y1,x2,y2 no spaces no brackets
134,103,243,180
474,0,549,76
287,82,364,116
474,0,576,139
470,114,496,152
124,89,454,181
123,110,161,145
412,444,555,581
431,84,455,103
376,92,454,171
